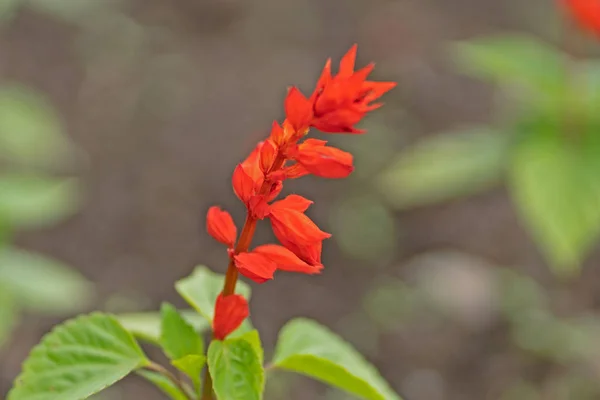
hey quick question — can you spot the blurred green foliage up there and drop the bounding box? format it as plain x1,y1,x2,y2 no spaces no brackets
377,33,600,276
0,84,91,348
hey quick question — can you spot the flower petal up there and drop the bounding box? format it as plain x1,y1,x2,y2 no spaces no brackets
206,206,237,247
269,207,331,246
234,252,277,283
232,164,256,204
271,194,313,212
295,139,354,178
284,86,314,133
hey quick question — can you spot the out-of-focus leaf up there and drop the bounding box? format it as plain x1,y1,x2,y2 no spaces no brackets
0,175,79,229
272,318,401,400
26,0,121,24
0,286,18,348
0,0,21,22
0,247,92,313
509,136,600,276
330,195,396,262
160,303,204,360
0,85,73,167
497,269,548,318
175,266,251,322
137,370,189,400
116,310,209,344
377,128,507,209
8,313,149,400
451,34,564,101
208,336,264,400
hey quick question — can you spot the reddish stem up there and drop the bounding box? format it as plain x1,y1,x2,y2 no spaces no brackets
202,151,287,399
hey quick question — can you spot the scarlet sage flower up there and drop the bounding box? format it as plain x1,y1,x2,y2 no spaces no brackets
563,0,600,35
233,244,322,284
206,206,237,247
268,195,331,249
213,293,249,340
284,45,396,134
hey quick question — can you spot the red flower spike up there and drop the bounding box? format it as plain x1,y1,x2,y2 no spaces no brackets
248,195,271,219
285,87,314,133
563,0,600,36
293,139,354,179
206,206,237,247
232,164,256,204
309,45,396,134
253,244,323,274
269,121,287,148
259,140,277,174
269,163,310,181
213,293,249,340
233,252,277,283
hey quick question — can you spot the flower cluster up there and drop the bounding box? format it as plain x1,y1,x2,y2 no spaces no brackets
208,45,395,339
563,0,600,36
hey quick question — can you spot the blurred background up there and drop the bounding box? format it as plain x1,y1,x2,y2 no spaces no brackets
2,0,600,399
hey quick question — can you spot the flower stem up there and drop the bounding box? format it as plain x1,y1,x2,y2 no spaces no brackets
145,362,195,400
202,152,287,399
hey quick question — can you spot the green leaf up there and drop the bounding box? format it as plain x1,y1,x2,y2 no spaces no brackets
377,128,507,209
175,266,251,321
237,330,264,365
171,354,205,392
451,34,564,101
8,313,149,400
272,318,400,400
160,303,204,360
116,310,209,344
137,370,189,400
0,85,74,167
0,175,80,229
509,136,600,276
26,0,121,25
0,286,18,348
208,337,264,400
0,247,93,313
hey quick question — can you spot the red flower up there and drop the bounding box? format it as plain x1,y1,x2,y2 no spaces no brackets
213,293,249,340
233,243,323,283
309,44,396,134
563,0,600,35
291,139,354,179
206,206,237,247
268,195,331,258
253,244,323,274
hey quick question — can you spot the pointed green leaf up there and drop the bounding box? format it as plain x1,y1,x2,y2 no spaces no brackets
0,175,80,229
451,34,564,100
377,128,507,209
272,318,400,400
175,266,251,321
208,337,264,400
137,370,189,400
116,310,208,344
0,248,93,313
160,303,204,360
8,313,149,400
171,354,205,392
509,136,600,276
